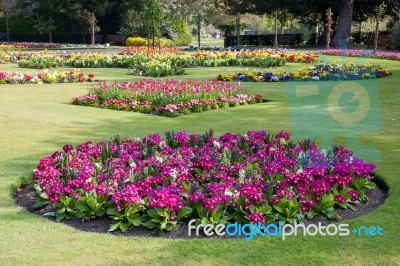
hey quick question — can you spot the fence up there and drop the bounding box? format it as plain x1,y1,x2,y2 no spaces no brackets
224,34,303,47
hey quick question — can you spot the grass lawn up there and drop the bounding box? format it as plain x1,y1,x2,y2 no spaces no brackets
0,55,399,265
190,38,224,47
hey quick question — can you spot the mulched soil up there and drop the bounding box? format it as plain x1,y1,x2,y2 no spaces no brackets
14,177,388,239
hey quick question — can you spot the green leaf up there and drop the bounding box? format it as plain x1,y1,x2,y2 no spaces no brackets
119,222,128,232
194,168,203,175
147,209,160,219
273,205,284,214
306,210,316,219
130,216,141,227
265,215,275,223
39,192,49,199
177,207,192,221
142,220,158,229
75,201,91,213
108,221,121,232
156,208,168,217
259,205,272,214
365,182,376,189
160,220,167,231
33,183,42,193
106,207,119,216
74,211,86,219
56,213,66,223
32,200,47,209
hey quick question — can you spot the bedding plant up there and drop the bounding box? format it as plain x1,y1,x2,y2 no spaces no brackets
217,63,390,82
30,129,377,233
70,79,263,117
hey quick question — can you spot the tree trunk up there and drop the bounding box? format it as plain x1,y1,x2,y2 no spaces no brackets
49,31,52,43
197,13,201,48
373,5,382,53
332,0,354,47
326,8,333,49
274,11,278,47
315,24,319,46
6,9,10,42
236,13,240,48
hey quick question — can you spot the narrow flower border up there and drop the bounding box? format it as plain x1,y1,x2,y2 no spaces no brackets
217,63,390,82
0,70,95,84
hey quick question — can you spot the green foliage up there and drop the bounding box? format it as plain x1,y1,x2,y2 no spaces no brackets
351,177,377,202
141,207,192,232
107,204,143,232
307,194,336,220
192,203,229,227
125,37,147,46
391,20,400,49
273,198,303,224
74,194,107,219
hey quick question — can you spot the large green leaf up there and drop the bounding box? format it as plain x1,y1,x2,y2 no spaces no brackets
177,207,192,221
75,201,91,213
142,220,158,229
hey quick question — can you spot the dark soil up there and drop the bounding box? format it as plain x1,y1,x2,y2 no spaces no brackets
14,176,388,239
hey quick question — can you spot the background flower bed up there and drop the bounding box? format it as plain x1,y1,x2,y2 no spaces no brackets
118,46,184,56
320,49,400,61
30,130,377,233
14,48,318,77
0,70,95,84
0,42,62,49
193,49,318,63
71,80,263,117
217,63,390,82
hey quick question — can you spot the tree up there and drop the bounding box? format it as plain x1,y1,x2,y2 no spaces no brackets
331,0,354,46
84,10,100,45
191,0,215,47
326,7,333,49
144,0,163,48
0,0,17,41
214,0,256,47
34,16,57,42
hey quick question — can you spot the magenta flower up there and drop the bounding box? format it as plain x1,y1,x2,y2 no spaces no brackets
334,195,347,203
248,212,266,224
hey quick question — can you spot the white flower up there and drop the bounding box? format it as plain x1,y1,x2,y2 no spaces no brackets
159,141,167,149
224,188,233,196
213,140,221,149
155,156,164,163
130,162,137,168
170,168,178,180
239,169,246,179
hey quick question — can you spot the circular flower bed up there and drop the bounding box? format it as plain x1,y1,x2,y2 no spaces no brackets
70,80,263,117
217,63,390,82
30,130,377,233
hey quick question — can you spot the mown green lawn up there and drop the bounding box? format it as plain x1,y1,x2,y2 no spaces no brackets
0,55,399,265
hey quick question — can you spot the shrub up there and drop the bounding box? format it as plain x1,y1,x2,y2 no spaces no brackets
125,37,147,46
